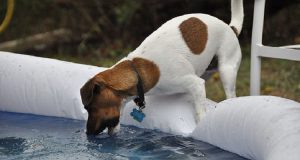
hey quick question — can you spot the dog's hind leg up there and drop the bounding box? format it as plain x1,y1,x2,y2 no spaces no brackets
217,41,242,99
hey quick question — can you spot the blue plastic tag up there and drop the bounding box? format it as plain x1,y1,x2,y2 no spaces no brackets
130,108,145,122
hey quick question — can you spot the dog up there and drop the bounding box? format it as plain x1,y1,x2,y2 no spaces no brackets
80,0,244,135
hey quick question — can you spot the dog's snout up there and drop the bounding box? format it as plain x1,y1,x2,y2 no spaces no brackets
86,117,119,135
104,117,119,128
86,129,101,135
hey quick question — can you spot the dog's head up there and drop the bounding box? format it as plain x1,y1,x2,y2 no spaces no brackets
80,77,124,135
80,59,160,135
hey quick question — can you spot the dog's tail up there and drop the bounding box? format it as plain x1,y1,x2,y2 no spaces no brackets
229,0,244,36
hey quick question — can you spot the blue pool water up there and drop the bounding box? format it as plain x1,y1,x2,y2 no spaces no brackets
0,111,246,160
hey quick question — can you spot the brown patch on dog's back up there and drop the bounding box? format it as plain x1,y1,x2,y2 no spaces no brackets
179,17,208,54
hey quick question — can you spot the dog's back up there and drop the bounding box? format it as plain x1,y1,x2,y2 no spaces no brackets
126,0,244,97
130,14,236,76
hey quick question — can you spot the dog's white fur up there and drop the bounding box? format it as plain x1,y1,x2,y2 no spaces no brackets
113,0,244,134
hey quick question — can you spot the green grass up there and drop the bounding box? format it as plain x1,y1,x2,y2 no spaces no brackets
206,46,300,102
46,45,300,102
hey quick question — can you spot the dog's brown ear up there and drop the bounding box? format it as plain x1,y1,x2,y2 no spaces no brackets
80,78,104,106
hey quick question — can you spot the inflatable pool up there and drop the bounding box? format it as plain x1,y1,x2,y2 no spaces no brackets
1,52,300,160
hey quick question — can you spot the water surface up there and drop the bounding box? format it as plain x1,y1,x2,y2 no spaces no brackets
0,111,246,160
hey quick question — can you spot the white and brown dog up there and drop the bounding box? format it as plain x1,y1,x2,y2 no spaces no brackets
81,0,244,135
